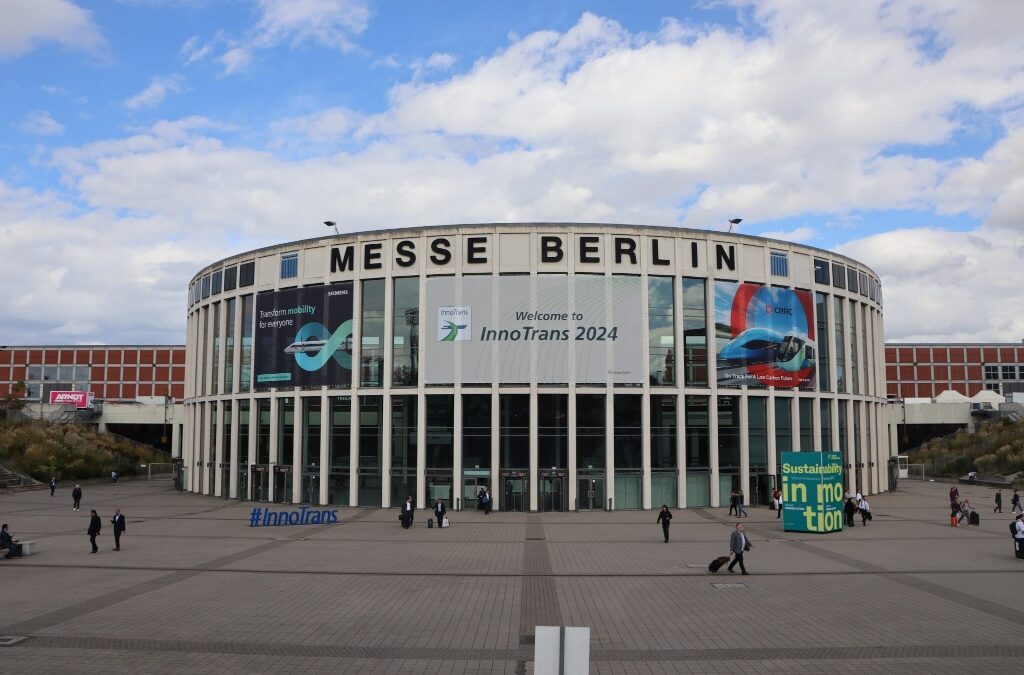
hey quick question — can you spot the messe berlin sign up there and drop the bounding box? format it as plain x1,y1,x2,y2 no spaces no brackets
781,451,844,533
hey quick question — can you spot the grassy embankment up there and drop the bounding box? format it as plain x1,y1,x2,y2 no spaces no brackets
0,420,161,483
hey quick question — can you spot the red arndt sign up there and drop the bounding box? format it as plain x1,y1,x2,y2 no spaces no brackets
49,390,89,408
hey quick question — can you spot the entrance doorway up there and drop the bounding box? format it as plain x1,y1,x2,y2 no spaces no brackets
577,475,605,510
501,471,528,512
540,473,567,512
237,468,248,500
749,472,770,507
462,470,490,511
219,463,230,498
273,466,292,503
250,465,269,502
302,473,319,505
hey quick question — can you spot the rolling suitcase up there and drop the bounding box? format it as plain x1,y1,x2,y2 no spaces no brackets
708,555,731,573
969,511,980,526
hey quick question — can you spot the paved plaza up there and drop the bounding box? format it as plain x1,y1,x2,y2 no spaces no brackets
2,478,1023,674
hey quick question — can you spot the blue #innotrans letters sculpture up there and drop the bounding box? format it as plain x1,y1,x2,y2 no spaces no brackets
248,506,339,527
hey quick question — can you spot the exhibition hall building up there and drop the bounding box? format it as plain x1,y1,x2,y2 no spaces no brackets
182,224,889,511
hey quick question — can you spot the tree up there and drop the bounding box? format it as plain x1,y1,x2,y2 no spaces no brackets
0,380,27,411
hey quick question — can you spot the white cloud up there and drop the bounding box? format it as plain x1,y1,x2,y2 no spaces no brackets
839,228,1024,342
0,0,104,58
269,107,356,145
16,111,65,136
124,75,186,110
186,0,372,75
759,226,816,243
3,3,1024,343
253,0,371,51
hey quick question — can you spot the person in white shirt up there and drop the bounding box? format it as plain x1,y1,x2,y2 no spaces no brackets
1014,515,1024,559
858,497,871,525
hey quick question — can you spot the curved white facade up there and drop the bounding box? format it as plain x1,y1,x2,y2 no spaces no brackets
183,224,888,511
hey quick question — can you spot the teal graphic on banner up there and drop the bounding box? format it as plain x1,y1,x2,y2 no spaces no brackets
781,451,844,533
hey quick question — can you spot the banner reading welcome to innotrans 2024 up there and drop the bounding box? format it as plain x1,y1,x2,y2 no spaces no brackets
424,276,644,384
253,283,354,389
781,451,844,533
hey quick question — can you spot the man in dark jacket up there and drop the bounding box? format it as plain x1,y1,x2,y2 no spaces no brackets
401,496,414,529
72,484,82,511
433,499,446,529
727,523,752,574
111,509,126,551
1,523,21,558
49,477,57,497
88,510,102,553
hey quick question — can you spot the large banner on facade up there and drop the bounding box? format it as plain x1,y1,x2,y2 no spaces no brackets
781,451,844,533
714,281,816,389
254,282,353,389
425,276,643,384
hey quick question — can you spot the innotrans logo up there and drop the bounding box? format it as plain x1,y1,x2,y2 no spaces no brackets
438,306,471,341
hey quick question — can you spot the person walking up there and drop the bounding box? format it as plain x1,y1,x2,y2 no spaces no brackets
994,489,1003,514
111,509,126,551
844,498,857,527
401,496,414,529
773,488,782,519
1014,514,1024,560
1,523,22,559
656,505,672,543
49,477,57,497
858,496,871,525
72,484,82,511
728,490,738,517
1011,490,1022,515
736,490,748,518
482,489,492,515
726,523,752,575
949,485,960,512
111,471,118,484
87,509,102,553
433,498,446,529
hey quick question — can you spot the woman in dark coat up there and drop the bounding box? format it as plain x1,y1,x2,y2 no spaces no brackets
656,505,672,543
844,498,857,527
88,510,102,552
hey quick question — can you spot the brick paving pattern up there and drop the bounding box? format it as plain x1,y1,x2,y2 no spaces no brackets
1,478,1022,673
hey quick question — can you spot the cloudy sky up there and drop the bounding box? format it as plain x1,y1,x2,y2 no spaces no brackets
1,0,1022,345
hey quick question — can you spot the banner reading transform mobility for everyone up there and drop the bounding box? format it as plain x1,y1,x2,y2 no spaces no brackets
781,451,844,533
253,283,354,388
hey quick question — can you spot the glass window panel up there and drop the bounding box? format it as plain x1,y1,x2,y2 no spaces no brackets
815,293,831,392
256,398,271,464
833,296,846,394
329,396,351,469
359,395,383,470
392,277,419,386
391,395,418,470
774,398,792,454
820,399,833,453
360,279,385,387
799,398,813,451
239,261,255,287
278,397,294,466
650,394,677,469
500,394,529,468
238,400,250,465
302,398,321,472
748,397,768,467
240,295,254,393
613,394,642,469
647,277,675,386
538,394,567,469
224,298,235,393
462,394,492,470
685,395,709,468
717,396,740,470
426,394,454,469
576,394,605,470
682,278,707,386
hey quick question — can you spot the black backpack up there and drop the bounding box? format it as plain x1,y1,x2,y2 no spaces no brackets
1011,521,1019,537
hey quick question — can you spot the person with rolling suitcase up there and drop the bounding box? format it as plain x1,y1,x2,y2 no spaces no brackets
708,555,731,573
726,523,752,575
